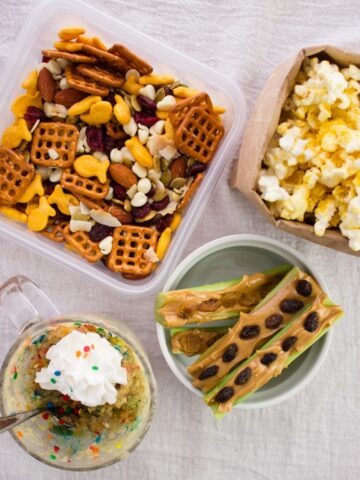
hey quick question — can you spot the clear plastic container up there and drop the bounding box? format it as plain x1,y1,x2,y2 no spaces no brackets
0,0,246,296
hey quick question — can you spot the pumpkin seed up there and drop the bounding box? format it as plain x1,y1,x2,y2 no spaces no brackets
161,157,171,170
153,188,167,202
66,115,78,125
154,155,161,172
124,199,132,212
122,158,133,168
135,210,157,223
187,157,196,167
112,198,124,206
22,151,30,162
131,95,141,112
155,87,166,102
169,80,183,90
160,169,171,187
170,177,187,189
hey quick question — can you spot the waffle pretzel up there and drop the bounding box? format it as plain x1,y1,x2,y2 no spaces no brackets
107,225,158,277
65,67,109,96
41,217,69,242
76,64,124,88
42,49,96,63
30,122,79,168
169,93,213,128
178,173,204,211
61,171,109,200
108,44,153,75
175,106,224,164
82,44,129,72
0,147,34,205
63,225,103,263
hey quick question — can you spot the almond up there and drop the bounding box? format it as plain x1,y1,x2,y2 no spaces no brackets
54,88,87,107
108,205,134,224
38,68,56,103
109,164,137,190
170,157,186,180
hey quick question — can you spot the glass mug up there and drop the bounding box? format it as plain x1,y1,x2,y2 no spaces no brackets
0,276,156,471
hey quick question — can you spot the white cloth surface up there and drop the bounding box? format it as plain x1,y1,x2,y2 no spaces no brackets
0,0,359,479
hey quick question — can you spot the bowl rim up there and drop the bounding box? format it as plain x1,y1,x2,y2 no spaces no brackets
156,233,332,410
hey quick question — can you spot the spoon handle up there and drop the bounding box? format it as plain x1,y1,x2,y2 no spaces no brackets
0,409,41,433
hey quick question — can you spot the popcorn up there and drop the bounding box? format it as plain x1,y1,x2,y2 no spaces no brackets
258,56,360,250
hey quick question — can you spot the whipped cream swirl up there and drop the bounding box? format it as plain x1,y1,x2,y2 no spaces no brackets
35,330,128,407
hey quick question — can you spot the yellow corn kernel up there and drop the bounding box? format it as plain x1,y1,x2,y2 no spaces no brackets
80,101,112,125
0,206,27,223
76,35,93,46
92,36,107,50
18,173,44,203
156,227,171,260
122,76,142,95
113,95,131,124
68,95,102,116
139,74,175,86
2,119,32,149
156,110,169,120
173,86,199,98
213,105,226,115
58,26,86,41
11,92,42,118
48,184,79,215
54,41,84,52
22,70,38,95
73,154,110,184
125,137,153,169
27,197,56,232
164,118,175,140
170,212,181,231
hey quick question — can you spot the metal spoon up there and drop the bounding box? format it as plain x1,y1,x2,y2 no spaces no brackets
0,406,72,433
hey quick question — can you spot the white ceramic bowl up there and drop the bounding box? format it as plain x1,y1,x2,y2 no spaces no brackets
156,234,332,409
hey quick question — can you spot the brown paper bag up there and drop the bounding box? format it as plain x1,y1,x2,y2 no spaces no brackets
232,45,360,256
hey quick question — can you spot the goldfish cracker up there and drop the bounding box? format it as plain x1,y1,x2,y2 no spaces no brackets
48,184,79,215
11,92,42,118
68,95,102,116
21,70,38,95
213,105,226,115
123,73,142,95
170,212,181,231
2,119,32,149
156,227,171,260
164,118,175,140
25,200,38,215
54,41,84,52
125,137,153,168
27,197,56,232
58,27,86,41
139,74,174,86
92,37,107,50
0,206,27,223
80,101,112,125
173,86,199,98
73,155,110,184
113,95,131,124
156,110,168,120
76,35,93,46
18,174,44,203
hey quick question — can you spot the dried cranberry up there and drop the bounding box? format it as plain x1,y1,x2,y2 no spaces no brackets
198,365,219,381
24,106,46,127
214,386,234,403
112,183,127,201
234,367,252,385
89,224,114,242
104,92,116,106
42,56,50,63
152,195,169,211
260,352,277,366
103,135,125,155
186,162,207,177
280,299,304,313
132,203,151,219
304,212,315,225
222,344,238,363
157,85,172,96
265,314,283,329
282,336,297,352
240,325,260,339
134,111,158,127
155,213,173,233
86,126,104,152
296,279,312,297
304,311,319,332
43,181,55,195
147,185,156,198
137,95,157,112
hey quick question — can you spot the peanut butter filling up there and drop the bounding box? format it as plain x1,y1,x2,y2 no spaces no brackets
207,296,343,413
158,271,285,327
189,271,321,391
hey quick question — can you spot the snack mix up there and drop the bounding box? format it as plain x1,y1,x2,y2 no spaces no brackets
258,57,360,251
155,265,344,417
0,26,225,279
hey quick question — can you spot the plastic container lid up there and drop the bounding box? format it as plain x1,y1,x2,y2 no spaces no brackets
0,0,247,296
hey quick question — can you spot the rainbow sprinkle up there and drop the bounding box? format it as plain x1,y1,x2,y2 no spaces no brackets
92,366,99,371
16,431,23,439
49,454,57,460
75,350,81,358
83,345,90,353
50,378,56,384
54,370,61,376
